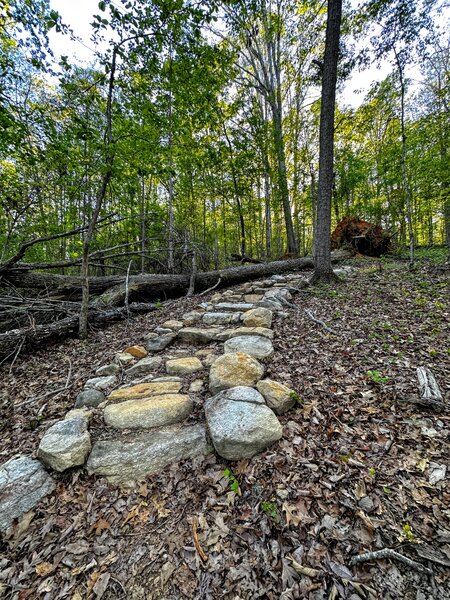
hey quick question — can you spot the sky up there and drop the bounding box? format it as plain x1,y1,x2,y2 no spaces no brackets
47,0,440,109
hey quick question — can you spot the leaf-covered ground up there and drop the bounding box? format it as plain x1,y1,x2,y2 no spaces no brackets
1,255,449,599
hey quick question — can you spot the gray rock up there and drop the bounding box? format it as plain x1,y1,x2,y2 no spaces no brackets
145,333,177,353
85,375,117,390
213,302,254,313
214,386,266,405
126,356,163,376
95,363,120,377
75,388,105,408
155,327,173,335
87,424,212,483
178,327,221,344
256,299,284,312
205,394,282,460
216,327,274,341
181,311,204,325
103,394,193,429
209,352,264,394
38,417,91,472
0,455,56,532
202,312,241,326
265,288,292,301
224,335,274,359
271,274,287,282
114,352,134,365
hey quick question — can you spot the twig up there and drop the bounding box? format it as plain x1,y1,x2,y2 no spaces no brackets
198,277,221,297
304,309,338,335
192,517,208,563
125,260,132,318
350,548,433,575
8,337,25,374
187,249,197,297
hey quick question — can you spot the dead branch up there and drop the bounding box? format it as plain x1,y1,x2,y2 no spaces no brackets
303,309,338,335
349,548,433,575
198,277,222,296
0,214,115,273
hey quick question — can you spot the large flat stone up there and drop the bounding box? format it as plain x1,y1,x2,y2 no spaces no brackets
224,335,274,359
108,381,182,401
126,356,163,377
87,424,212,483
0,455,56,532
166,357,203,375
241,307,273,329
209,352,264,394
215,327,274,341
205,394,282,460
103,394,193,429
178,327,221,344
202,312,241,326
38,417,91,472
213,302,254,313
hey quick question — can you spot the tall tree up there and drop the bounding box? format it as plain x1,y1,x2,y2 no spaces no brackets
311,0,342,283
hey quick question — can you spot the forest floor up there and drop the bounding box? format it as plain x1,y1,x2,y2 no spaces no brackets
0,251,449,600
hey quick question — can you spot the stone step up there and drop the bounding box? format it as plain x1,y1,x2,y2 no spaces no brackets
103,393,193,430
215,327,274,341
87,424,212,484
213,302,254,313
223,335,274,359
108,381,182,401
205,387,282,460
202,312,241,325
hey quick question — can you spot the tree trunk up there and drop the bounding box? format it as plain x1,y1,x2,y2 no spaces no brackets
79,47,117,338
271,102,297,255
311,0,342,284
394,48,414,269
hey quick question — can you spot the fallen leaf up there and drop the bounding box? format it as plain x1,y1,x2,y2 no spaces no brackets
35,562,54,577
288,557,321,578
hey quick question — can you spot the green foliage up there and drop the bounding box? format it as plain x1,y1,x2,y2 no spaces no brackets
366,370,389,384
289,391,302,405
261,501,278,520
223,468,240,494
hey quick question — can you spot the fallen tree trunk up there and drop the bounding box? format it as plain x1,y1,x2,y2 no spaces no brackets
4,250,353,307
0,303,156,360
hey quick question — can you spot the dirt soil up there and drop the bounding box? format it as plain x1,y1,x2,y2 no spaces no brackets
0,257,449,600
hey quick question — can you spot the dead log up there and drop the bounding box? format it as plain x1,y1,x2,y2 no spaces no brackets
4,250,352,307
331,216,391,257
0,303,156,360
93,250,352,307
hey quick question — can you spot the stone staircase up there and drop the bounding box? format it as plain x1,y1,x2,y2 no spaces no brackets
1,272,312,530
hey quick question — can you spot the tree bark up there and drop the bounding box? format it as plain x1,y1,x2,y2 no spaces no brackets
311,0,342,283
79,46,117,338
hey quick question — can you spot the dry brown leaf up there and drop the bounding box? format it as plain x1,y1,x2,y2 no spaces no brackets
91,518,111,536
353,480,367,500
282,503,302,527
288,556,321,578
35,562,54,577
